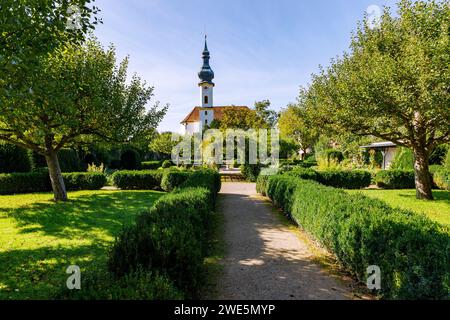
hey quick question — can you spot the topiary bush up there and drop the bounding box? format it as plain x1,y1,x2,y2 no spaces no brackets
374,170,416,189
107,169,220,297
120,149,141,170
324,149,344,163
0,143,31,173
111,170,163,190
265,175,450,299
160,171,192,192
141,161,163,170
316,170,372,189
63,172,107,191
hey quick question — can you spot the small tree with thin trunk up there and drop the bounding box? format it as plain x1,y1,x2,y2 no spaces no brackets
0,40,167,201
304,0,449,199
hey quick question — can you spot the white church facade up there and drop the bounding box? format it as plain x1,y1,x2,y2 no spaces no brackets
181,37,249,134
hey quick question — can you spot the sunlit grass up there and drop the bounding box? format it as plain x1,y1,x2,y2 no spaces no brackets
346,189,450,226
0,190,163,299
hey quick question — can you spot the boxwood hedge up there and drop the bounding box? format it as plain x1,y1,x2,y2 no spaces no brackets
108,169,221,298
141,161,163,170
111,170,163,190
0,171,106,194
374,170,416,189
264,175,449,299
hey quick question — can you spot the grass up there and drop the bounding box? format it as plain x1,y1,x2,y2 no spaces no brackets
346,189,450,226
0,190,164,299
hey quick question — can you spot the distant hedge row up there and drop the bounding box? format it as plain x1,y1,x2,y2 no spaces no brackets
0,171,106,194
257,175,450,299
111,169,191,192
285,167,372,189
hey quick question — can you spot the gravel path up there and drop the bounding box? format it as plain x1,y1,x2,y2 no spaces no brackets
216,182,352,300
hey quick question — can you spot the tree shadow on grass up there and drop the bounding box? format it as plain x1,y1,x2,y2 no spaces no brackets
4,191,163,239
0,244,105,299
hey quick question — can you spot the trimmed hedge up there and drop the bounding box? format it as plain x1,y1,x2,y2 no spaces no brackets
107,169,221,297
141,161,163,170
0,143,31,173
374,170,415,189
0,171,51,194
241,163,263,182
160,171,192,192
63,172,107,191
316,170,372,189
265,175,450,299
0,171,106,194
161,160,172,169
111,170,163,190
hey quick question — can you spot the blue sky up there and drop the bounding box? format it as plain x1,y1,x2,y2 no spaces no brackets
93,0,397,132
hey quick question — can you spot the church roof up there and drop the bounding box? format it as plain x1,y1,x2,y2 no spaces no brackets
181,106,249,124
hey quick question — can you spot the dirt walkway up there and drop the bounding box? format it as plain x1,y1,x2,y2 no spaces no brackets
216,182,352,300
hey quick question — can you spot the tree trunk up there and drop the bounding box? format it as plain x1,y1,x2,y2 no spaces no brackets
45,151,68,202
412,146,433,200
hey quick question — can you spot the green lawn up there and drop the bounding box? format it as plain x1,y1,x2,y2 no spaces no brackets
0,190,163,299
347,189,450,226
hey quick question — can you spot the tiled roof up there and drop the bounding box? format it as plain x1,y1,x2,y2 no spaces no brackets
181,106,249,124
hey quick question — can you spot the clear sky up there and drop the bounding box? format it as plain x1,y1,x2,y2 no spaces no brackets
92,0,398,132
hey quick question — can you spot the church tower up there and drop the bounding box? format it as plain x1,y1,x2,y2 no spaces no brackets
198,35,214,108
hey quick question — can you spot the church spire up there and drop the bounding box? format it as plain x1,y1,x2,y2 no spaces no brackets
198,35,214,85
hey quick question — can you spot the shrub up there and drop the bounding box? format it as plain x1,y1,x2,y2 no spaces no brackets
161,160,172,169
256,175,270,196
265,175,450,299
324,149,344,163
316,170,372,189
0,143,31,173
108,169,220,297
109,159,122,170
285,167,318,181
56,268,183,300
141,161,163,170
161,171,192,192
390,147,414,170
120,149,141,170
0,171,51,194
111,170,163,190
433,167,449,190
374,170,415,189
58,149,82,172
28,151,47,170
63,172,106,191
240,163,263,182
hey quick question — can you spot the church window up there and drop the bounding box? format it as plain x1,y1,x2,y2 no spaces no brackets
204,96,208,104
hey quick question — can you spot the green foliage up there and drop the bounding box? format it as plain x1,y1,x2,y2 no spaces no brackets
120,149,141,170
63,172,106,191
390,147,414,170
58,149,82,173
161,160,173,169
57,269,183,300
316,170,372,189
161,171,192,192
149,132,180,158
111,170,163,190
0,171,51,194
429,144,449,165
240,163,263,182
285,167,319,181
141,161,163,170
28,151,47,170
0,143,31,173
0,171,105,194
375,170,416,189
107,169,220,297
433,168,449,191
324,149,344,163
265,175,450,299
256,175,270,196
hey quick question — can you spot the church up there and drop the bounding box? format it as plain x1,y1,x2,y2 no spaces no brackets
181,37,249,134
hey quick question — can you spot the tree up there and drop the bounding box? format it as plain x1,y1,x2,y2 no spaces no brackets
278,102,318,160
303,0,449,199
149,132,181,159
0,40,167,201
254,100,278,128
219,107,259,131
1,0,101,103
